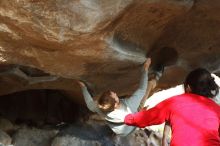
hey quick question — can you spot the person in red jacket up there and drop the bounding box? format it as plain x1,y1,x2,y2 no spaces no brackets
124,68,220,146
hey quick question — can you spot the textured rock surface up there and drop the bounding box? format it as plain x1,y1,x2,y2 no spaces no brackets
0,0,220,100
0,130,11,145
0,119,14,134
12,128,58,146
0,117,162,146
50,122,155,146
51,136,102,146
1,1,220,145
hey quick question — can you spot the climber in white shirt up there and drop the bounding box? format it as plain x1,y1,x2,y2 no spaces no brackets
78,58,163,136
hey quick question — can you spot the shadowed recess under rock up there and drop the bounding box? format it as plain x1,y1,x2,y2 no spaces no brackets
148,46,179,69
0,90,89,125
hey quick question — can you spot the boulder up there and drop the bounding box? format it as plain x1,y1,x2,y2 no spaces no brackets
0,130,11,146
12,128,57,146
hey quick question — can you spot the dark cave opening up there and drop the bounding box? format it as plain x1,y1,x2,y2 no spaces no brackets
0,90,90,127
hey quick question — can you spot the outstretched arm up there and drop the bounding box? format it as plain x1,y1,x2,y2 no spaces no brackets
78,81,99,112
124,99,169,128
125,58,151,111
138,79,157,111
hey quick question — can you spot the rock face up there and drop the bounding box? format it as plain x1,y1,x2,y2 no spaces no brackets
0,0,220,102
0,116,162,146
12,128,57,146
0,130,11,145
1,1,220,145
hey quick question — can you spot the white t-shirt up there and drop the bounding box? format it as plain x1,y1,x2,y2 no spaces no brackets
81,70,149,136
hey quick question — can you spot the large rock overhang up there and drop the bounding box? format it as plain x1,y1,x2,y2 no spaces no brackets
0,0,220,102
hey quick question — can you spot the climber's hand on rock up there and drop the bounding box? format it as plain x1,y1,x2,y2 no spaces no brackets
143,58,151,72
77,80,86,88
140,105,149,111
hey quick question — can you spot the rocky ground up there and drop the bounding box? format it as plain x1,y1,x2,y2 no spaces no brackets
0,90,163,146
0,116,163,146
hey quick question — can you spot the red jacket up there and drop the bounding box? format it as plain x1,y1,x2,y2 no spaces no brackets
124,93,220,146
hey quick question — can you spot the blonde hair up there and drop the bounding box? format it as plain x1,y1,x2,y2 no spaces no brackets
97,90,116,113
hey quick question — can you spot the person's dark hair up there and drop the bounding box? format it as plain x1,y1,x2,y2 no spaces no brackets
97,90,116,113
184,68,219,98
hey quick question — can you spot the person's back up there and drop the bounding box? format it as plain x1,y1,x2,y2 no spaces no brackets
166,93,220,146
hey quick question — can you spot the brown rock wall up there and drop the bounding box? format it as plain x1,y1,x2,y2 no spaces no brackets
0,0,219,99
